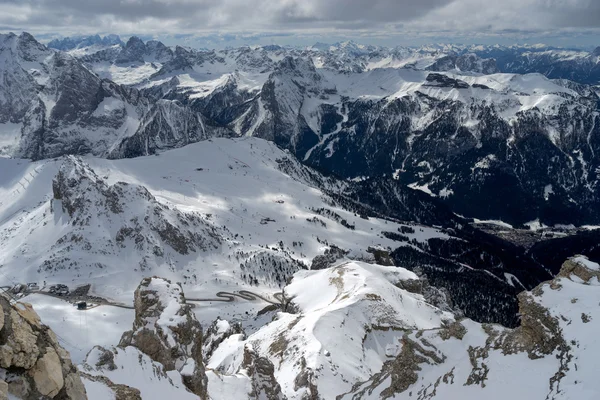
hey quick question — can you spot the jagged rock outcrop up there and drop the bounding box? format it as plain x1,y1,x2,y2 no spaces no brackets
108,99,231,158
115,36,173,65
47,156,221,273
310,246,348,270
252,56,335,155
119,277,208,398
0,296,87,399
202,318,245,360
242,347,286,400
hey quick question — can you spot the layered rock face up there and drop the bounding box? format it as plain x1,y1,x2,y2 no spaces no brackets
47,155,221,274
0,297,87,399
107,99,231,159
119,277,208,397
242,348,286,400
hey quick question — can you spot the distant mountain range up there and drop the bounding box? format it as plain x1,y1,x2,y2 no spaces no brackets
47,34,124,50
1,32,598,227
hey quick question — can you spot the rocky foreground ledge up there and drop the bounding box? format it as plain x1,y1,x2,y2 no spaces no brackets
0,296,87,399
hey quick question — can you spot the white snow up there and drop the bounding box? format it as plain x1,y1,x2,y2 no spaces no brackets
81,378,116,400
473,218,514,229
23,294,133,363
84,346,198,400
408,182,435,196
209,260,454,399
572,256,600,271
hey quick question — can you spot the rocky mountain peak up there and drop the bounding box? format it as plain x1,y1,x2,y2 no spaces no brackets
115,36,147,64
14,31,51,62
124,36,144,49
0,32,17,43
119,277,208,397
17,31,39,45
276,55,318,77
48,156,221,273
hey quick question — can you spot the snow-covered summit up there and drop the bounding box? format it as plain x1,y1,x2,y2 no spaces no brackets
204,260,455,399
341,255,600,399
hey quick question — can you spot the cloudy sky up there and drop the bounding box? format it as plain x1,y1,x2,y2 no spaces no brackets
1,0,600,48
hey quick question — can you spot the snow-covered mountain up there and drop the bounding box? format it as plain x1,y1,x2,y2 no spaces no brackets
47,34,124,51
0,32,149,159
1,136,553,327
49,34,599,226
3,32,600,226
0,32,230,160
2,32,600,399
136,52,600,225
471,44,600,85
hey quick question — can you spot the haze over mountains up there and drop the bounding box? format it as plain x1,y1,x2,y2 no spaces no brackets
0,31,599,399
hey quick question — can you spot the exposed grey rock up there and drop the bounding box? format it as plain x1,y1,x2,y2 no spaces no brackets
118,277,208,398
203,318,245,360
243,347,286,400
108,99,231,158
311,246,348,270
47,156,221,273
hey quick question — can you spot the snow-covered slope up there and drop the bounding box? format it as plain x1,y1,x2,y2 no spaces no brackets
0,137,451,305
206,260,455,399
72,255,600,400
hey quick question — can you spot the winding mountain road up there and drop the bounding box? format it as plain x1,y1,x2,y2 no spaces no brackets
19,288,285,311
187,290,285,305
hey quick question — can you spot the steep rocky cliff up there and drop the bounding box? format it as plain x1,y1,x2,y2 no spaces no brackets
82,277,208,399
0,296,87,399
119,277,208,397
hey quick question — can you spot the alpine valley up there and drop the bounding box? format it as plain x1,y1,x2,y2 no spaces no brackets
0,32,599,400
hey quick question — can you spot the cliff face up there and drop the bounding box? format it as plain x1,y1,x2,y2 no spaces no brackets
119,277,208,398
0,296,87,399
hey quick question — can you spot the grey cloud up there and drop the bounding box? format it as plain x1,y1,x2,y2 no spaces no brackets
1,0,600,46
